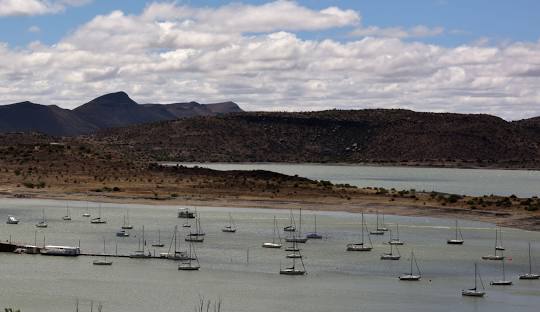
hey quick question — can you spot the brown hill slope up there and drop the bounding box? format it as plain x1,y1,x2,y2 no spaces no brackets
94,110,540,168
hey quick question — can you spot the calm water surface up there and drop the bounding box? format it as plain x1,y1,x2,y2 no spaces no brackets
1,198,540,312
167,163,540,197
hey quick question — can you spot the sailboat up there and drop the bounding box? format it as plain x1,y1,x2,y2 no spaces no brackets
36,208,48,228
519,242,540,280
178,239,200,271
185,217,204,242
121,209,133,229
447,219,464,244
129,226,151,258
305,214,323,239
370,211,384,235
90,204,106,224
93,238,112,266
379,212,389,231
399,250,421,281
481,229,504,260
161,225,190,260
388,224,404,245
177,208,196,219
280,252,306,275
381,242,400,260
347,213,373,251
116,229,129,237
283,209,296,232
222,212,237,233
262,216,282,248
495,227,505,251
462,263,486,297
151,229,165,247
62,204,72,221
6,215,19,224
182,219,191,228
286,236,303,259
490,258,512,285
82,202,91,217
285,208,308,243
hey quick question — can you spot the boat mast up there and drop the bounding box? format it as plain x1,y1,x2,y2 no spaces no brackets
361,213,365,244
502,258,506,280
529,242,533,274
272,216,276,244
299,208,302,236
474,263,478,290
410,251,414,275
455,220,458,240
174,225,177,254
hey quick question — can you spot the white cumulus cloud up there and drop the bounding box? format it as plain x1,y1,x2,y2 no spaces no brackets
351,25,444,39
0,1,539,120
0,0,91,16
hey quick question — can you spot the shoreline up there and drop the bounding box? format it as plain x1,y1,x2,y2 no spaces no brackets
160,161,540,172
2,189,538,232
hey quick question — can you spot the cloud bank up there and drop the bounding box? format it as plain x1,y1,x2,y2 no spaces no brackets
0,0,90,16
0,0,539,120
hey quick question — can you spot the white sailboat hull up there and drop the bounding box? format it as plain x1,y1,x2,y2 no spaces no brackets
481,255,504,260
381,254,400,260
490,280,512,286
399,274,421,281
462,289,485,297
280,269,305,275
519,273,540,280
346,243,372,252
262,242,282,248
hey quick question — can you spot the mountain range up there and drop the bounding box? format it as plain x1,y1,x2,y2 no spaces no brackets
0,92,242,136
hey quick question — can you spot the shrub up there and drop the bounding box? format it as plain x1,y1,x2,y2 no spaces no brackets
22,181,34,188
447,194,462,203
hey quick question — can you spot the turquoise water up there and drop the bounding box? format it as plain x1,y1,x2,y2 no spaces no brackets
1,198,540,311
166,163,540,197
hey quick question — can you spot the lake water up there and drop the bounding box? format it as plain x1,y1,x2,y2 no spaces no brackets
1,198,540,312
166,163,540,197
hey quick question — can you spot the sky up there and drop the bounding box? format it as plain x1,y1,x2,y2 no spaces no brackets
0,0,539,120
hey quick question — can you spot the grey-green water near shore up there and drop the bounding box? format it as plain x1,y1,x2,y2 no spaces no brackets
1,198,540,312
167,162,540,197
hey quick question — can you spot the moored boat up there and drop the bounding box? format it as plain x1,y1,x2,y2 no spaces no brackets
482,229,504,260
6,215,19,224
178,208,195,219
90,204,106,224
178,239,200,271
447,219,464,245
93,239,112,266
370,211,385,235
519,242,540,280
399,250,421,281
262,216,282,248
305,214,323,239
462,263,486,297
35,208,48,228
40,245,80,256
490,258,512,286
381,243,400,260
221,212,237,233
388,224,404,245
347,212,373,252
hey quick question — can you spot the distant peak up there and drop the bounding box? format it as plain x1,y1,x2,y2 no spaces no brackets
79,91,138,109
